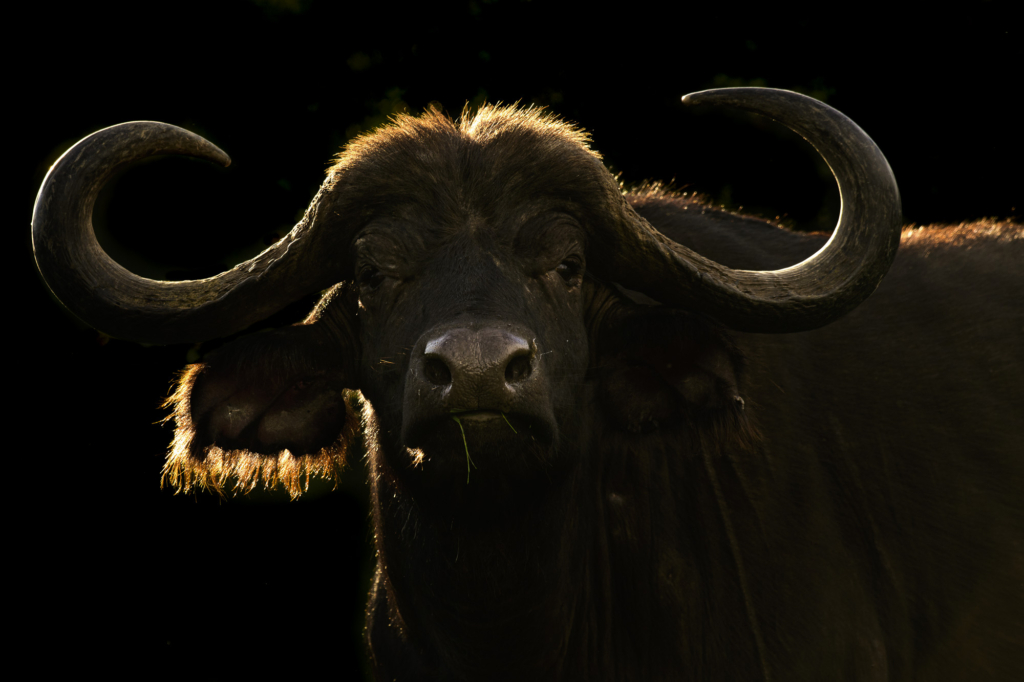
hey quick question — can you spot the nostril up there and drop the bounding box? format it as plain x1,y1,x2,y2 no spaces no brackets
423,357,452,386
505,354,533,384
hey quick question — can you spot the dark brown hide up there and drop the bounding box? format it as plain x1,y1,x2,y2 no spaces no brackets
37,100,1023,680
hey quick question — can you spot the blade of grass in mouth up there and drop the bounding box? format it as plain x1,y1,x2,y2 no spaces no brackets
451,415,475,483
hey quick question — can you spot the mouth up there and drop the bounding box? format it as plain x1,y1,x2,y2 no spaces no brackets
395,406,565,493
402,408,551,451
450,409,517,429
449,411,522,481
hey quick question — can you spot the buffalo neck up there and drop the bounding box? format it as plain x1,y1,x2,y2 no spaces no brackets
368,417,606,678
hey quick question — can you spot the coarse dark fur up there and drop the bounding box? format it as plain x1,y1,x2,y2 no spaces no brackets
164,104,1024,680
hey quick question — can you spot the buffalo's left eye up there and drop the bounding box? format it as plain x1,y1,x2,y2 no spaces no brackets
556,258,582,285
358,265,385,291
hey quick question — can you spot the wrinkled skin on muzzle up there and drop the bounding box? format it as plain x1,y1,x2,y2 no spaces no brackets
354,214,591,500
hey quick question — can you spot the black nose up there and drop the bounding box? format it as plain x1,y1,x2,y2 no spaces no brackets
415,327,536,409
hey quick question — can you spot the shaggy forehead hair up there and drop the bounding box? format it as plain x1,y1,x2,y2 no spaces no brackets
324,104,619,226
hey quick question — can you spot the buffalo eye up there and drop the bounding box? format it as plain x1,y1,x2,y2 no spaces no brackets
358,265,385,291
556,258,582,285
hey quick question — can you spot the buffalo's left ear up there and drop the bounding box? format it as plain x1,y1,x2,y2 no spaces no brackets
592,290,744,434
162,284,361,498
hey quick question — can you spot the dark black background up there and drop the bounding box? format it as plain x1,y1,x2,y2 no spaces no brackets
18,1,1018,679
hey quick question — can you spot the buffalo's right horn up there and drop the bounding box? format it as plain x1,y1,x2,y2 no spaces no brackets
32,122,343,344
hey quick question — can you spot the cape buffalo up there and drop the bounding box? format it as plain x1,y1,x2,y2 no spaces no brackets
33,88,1022,680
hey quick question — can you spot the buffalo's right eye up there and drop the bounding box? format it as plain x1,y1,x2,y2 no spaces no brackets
358,266,385,291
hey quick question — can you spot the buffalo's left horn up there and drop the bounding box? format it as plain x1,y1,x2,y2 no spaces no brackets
602,87,902,333
32,122,342,344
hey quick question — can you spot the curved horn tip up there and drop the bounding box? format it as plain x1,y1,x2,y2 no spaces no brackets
681,87,807,108
681,89,727,107
203,137,231,168
187,130,231,168
104,120,233,168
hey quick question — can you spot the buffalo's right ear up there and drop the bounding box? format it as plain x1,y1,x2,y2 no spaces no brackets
162,284,361,498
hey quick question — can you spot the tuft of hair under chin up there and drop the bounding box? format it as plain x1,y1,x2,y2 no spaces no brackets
160,364,361,500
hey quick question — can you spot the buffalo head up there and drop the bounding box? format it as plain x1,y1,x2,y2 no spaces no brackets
32,89,900,505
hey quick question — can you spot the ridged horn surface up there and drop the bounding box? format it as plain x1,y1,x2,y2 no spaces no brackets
601,87,902,333
32,121,340,344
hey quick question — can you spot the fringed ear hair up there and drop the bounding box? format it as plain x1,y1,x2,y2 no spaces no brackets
161,362,360,499
160,290,361,499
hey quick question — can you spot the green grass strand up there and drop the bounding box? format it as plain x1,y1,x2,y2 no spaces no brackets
451,415,475,483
